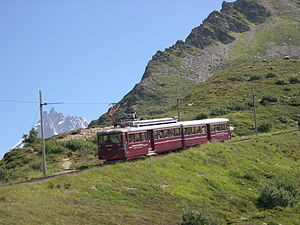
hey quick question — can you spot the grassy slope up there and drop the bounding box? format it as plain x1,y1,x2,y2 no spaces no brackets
0,131,299,225
161,59,300,136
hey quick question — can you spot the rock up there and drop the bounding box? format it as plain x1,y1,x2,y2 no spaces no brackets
237,216,247,221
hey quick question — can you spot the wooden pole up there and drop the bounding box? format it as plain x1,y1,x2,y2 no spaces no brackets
176,88,181,121
39,90,47,176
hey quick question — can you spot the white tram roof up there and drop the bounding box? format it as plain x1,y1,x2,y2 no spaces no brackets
97,118,229,135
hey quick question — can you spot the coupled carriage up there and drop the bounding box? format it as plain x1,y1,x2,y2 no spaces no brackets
97,118,231,160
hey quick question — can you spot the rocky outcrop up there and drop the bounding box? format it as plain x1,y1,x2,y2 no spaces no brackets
90,0,271,126
142,0,270,81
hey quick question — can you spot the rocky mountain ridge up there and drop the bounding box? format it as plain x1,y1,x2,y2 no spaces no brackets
34,107,89,138
90,0,299,127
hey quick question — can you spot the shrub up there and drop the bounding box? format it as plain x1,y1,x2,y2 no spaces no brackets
257,176,298,209
258,122,272,133
265,72,277,78
260,95,278,105
181,210,220,225
195,113,209,120
227,103,248,111
29,161,41,170
22,128,39,146
211,106,229,116
65,139,97,155
289,76,300,84
0,168,9,182
275,79,288,85
249,75,262,81
46,142,67,154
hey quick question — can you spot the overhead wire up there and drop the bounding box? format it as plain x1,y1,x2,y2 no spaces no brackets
0,99,112,105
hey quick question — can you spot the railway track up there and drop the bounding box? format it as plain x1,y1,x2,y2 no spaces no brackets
1,129,299,188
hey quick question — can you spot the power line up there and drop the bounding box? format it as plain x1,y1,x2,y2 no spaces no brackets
0,100,38,104
60,102,111,105
0,99,111,105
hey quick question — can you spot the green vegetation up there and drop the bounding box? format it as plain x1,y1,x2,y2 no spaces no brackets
0,132,299,224
173,59,300,136
181,210,220,225
0,130,99,183
257,176,298,209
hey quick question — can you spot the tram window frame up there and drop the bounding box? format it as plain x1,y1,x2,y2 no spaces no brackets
128,134,135,143
185,127,193,135
135,133,142,142
99,134,121,144
141,132,146,141
210,125,216,132
158,130,164,139
154,131,158,140
169,129,175,137
175,128,181,136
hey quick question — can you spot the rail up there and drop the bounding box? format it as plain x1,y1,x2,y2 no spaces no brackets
1,129,299,188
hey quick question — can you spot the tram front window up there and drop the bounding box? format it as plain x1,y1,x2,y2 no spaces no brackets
99,134,121,144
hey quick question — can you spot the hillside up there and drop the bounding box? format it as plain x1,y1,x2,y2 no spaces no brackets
90,0,300,127
0,132,299,225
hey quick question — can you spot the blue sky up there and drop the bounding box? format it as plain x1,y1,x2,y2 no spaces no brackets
0,0,233,158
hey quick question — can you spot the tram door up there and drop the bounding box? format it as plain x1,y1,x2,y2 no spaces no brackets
147,130,155,153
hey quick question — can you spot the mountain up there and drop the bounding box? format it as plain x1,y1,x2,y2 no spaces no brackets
90,0,300,129
12,108,89,149
34,107,89,138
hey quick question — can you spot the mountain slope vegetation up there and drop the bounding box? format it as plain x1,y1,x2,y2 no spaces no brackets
0,132,299,225
91,0,300,127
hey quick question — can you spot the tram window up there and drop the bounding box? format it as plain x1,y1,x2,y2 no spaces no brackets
175,128,181,136
154,131,158,139
99,134,121,144
210,125,216,132
185,127,193,135
220,124,226,130
169,129,175,137
201,126,207,133
158,130,164,139
163,130,169,138
135,133,142,142
129,134,135,143
141,133,146,141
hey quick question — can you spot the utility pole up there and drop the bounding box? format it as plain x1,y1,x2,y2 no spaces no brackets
176,88,181,121
252,87,258,135
39,90,47,176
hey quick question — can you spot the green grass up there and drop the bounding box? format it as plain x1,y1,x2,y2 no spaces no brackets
166,59,300,136
0,131,299,225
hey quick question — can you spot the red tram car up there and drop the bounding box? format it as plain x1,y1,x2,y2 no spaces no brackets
97,118,230,160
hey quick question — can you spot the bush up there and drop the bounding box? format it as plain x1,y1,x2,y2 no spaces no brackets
227,103,248,111
210,106,229,116
289,76,300,84
0,168,9,182
64,139,97,155
257,176,298,209
258,122,272,133
265,72,277,78
260,95,278,105
29,161,41,170
181,210,220,225
249,75,262,81
46,142,67,154
195,113,209,120
275,79,288,85
22,128,39,147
